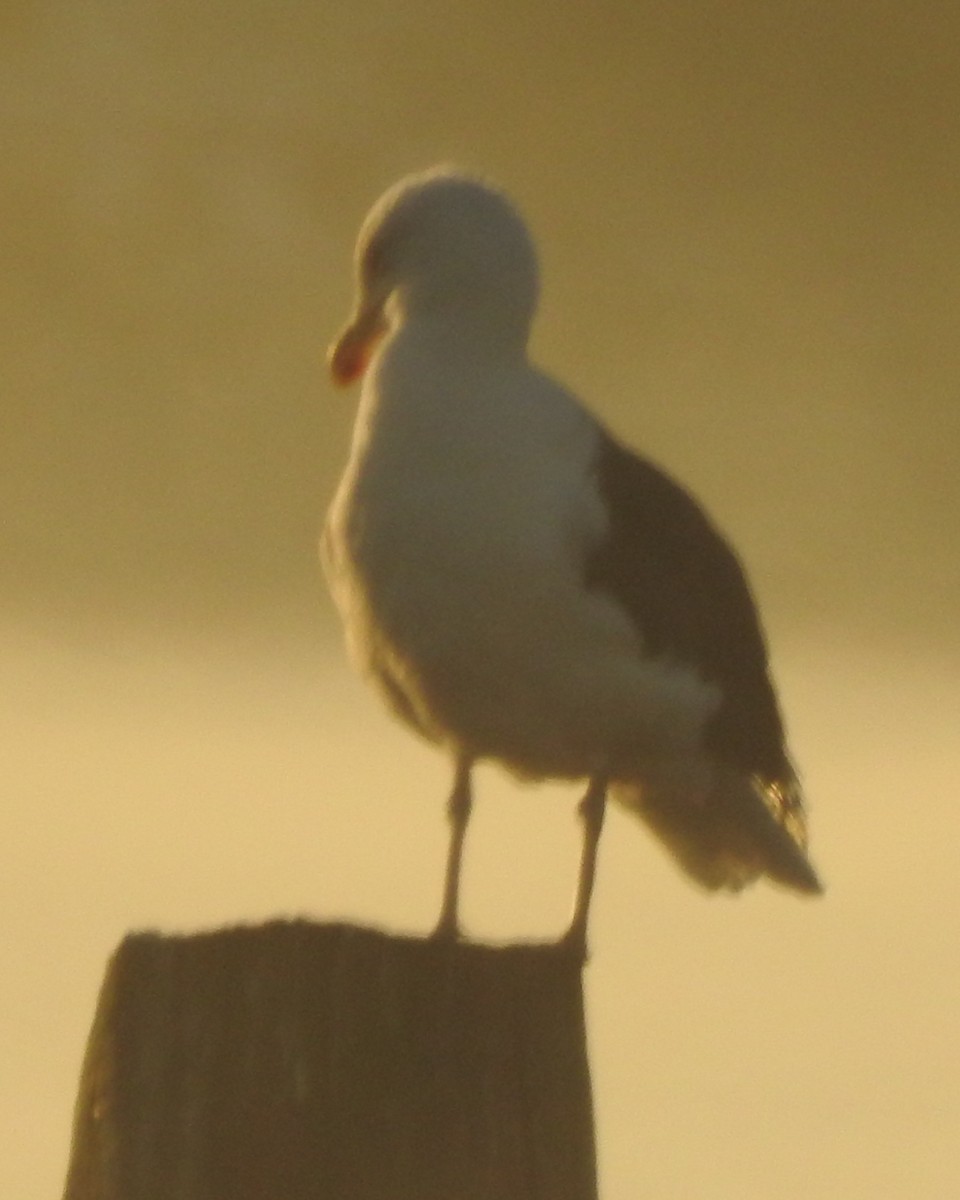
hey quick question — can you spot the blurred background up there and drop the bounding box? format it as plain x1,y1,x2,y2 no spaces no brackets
3,3,958,1196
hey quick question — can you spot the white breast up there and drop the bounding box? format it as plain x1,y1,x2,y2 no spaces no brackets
324,322,718,782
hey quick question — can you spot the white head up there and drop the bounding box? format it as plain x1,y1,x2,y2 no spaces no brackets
328,167,540,385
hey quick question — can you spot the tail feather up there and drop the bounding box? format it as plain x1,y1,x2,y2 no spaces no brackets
613,771,823,895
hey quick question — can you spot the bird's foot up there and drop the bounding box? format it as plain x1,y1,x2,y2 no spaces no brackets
431,913,463,943
556,922,590,967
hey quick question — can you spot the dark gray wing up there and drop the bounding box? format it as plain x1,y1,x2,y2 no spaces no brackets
585,431,792,784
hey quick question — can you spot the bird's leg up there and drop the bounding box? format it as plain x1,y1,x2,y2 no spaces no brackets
562,776,608,962
433,756,473,940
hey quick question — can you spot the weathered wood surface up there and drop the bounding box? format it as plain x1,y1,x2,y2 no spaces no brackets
62,920,598,1200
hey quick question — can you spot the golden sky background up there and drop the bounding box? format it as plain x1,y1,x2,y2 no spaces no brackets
3,3,958,1197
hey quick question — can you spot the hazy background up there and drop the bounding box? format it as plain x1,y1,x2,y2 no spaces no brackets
3,3,958,1196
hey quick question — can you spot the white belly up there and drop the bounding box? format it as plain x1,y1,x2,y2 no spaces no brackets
323,348,717,782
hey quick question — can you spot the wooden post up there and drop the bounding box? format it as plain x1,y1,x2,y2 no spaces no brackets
62,920,598,1200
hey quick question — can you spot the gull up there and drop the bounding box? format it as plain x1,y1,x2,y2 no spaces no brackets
323,167,821,957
